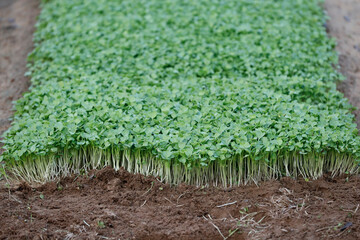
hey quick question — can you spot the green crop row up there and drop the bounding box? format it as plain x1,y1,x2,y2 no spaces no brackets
1,0,359,185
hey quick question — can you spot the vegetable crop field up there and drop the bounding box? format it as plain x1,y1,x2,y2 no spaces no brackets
1,0,359,185
1,0,360,238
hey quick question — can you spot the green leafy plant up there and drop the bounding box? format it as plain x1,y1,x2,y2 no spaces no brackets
1,0,359,186
97,221,105,229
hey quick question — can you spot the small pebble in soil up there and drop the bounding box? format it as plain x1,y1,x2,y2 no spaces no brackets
340,222,352,231
4,24,17,30
7,18,15,23
344,16,350,22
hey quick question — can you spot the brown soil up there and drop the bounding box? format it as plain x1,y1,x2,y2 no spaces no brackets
0,0,40,146
1,167,360,240
1,0,360,239
325,0,360,126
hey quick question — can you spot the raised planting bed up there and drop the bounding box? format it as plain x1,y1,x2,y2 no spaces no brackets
1,0,359,186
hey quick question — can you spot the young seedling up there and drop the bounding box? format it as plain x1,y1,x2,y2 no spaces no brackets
2,0,360,186
97,221,105,229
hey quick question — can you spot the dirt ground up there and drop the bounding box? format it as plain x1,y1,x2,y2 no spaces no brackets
0,0,39,147
325,0,360,125
1,167,360,239
0,0,360,239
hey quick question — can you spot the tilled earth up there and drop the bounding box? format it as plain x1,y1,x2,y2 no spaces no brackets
1,167,360,239
1,0,360,239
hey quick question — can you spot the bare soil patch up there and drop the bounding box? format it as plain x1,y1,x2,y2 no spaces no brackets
1,167,360,239
0,0,39,145
325,0,360,126
1,0,360,239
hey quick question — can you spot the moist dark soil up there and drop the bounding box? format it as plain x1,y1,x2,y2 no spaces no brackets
0,167,360,239
1,0,360,239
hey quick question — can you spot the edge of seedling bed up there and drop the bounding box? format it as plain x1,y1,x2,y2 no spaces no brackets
7,147,359,187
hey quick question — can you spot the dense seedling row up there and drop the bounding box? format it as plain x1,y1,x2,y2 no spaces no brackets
1,0,359,185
